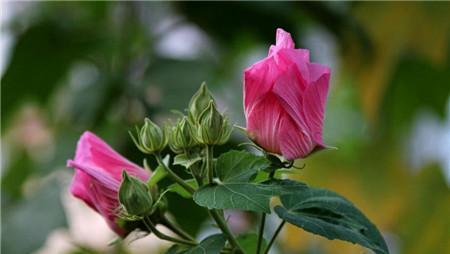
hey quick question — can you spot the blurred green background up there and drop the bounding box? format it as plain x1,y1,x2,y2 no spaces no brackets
1,2,449,254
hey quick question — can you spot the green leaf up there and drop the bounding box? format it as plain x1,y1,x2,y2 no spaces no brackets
194,179,306,213
182,234,226,254
174,154,202,169
274,187,389,254
194,183,274,213
236,233,267,254
216,150,270,182
165,244,186,254
194,150,276,212
168,179,199,198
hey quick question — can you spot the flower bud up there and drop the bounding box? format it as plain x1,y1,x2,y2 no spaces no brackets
188,82,214,124
118,171,153,217
195,100,232,145
130,118,168,154
169,116,197,153
244,28,330,160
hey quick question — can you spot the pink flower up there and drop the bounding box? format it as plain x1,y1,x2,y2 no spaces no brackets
67,131,150,236
244,28,331,160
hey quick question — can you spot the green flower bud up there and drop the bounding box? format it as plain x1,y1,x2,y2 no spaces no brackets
118,171,153,217
130,118,168,154
188,82,214,124
195,100,232,145
169,116,197,153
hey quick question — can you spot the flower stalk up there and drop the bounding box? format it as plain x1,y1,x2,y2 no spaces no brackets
155,154,195,194
143,217,197,246
263,220,286,254
204,144,243,253
256,213,266,254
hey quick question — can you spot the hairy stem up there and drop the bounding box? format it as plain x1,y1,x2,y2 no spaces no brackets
256,213,266,254
204,146,243,253
263,220,286,254
155,154,195,194
205,145,214,184
161,216,196,241
209,210,243,253
143,217,197,246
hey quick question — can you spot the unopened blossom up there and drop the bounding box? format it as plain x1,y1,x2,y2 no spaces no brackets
244,28,331,160
67,131,150,236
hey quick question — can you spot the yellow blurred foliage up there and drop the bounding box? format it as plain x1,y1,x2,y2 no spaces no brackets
345,2,450,124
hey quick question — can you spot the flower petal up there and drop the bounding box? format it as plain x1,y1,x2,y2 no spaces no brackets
269,28,295,55
279,115,314,160
302,70,330,146
244,56,281,116
307,62,331,83
246,93,285,154
272,64,309,133
70,170,97,211
67,160,121,191
88,179,125,236
75,131,149,182
275,48,310,84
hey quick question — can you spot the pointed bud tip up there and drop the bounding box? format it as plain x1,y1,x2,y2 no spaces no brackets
144,118,154,125
207,100,215,108
66,159,74,168
121,170,129,179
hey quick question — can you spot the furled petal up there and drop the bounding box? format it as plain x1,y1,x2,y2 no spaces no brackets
302,68,330,146
275,48,310,84
244,56,281,116
272,64,309,133
67,160,121,190
69,167,125,236
269,28,295,55
74,131,149,182
67,131,149,236
88,177,125,236
70,170,97,211
279,115,314,160
246,93,286,154
307,62,331,84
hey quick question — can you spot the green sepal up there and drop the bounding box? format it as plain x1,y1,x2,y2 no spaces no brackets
188,82,215,124
130,118,168,154
169,116,198,153
194,100,232,145
173,153,202,169
119,171,153,217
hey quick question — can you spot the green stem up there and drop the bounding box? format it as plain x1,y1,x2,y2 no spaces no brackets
263,220,286,254
155,154,195,194
209,210,243,253
205,145,214,183
161,216,196,241
143,217,197,246
204,145,243,253
256,213,266,254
